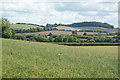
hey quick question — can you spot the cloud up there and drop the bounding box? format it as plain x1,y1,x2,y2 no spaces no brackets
0,0,118,27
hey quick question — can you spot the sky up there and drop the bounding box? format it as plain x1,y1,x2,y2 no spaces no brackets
0,0,119,27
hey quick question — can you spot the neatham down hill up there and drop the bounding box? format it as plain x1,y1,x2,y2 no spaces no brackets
48,21,114,29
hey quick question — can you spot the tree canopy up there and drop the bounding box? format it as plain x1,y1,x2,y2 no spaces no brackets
64,22,114,29
0,18,15,38
47,21,114,29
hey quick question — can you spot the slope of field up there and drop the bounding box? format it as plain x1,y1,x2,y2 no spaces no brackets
10,24,41,30
55,26,81,31
55,26,118,33
2,39,118,78
77,32,98,35
17,30,98,35
75,27,118,32
17,31,71,35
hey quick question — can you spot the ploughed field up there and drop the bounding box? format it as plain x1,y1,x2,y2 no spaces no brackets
75,27,118,32
2,39,118,78
55,26,118,32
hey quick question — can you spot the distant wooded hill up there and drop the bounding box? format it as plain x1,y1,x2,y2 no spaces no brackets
46,22,114,29
62,22,114,29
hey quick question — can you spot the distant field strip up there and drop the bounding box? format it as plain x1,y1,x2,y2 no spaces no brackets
56,26,81,31
75,27,118,32
16,30,98,35
10,24,41,30
2,39,118,78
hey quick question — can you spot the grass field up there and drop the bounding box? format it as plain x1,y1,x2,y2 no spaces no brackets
2,39,118,78
10,24,41,30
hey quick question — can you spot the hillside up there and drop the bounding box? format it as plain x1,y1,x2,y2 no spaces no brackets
10,24,42,30
63,22,114,29
75,27,118,33
2,39,118,78
55,26,81,31
48,22,114,29
55,26,118,33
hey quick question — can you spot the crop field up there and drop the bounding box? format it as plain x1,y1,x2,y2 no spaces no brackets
2,39,118,78
55,26,118,33
10,24,41,30
16,30,71,35
55,26,81,31
75,27,118,32
77,32,98,35
16,30,98,35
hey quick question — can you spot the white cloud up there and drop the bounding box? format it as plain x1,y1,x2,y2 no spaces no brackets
0,0,118,27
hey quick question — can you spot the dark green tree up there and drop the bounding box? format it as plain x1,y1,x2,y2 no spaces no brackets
83,32,87,36
72,31,77,35
48,36,54,42
48,32,53,36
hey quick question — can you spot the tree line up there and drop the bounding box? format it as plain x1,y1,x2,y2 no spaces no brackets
15,27,57,33
66,22,114,29
45,21,114,29
13,33,119,43
16,22,40,26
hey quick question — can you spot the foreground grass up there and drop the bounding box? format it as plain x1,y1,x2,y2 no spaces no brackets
10,24,41,30
2,39,118,78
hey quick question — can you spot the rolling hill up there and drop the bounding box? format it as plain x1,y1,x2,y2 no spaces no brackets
75,27,118,33
62,22,114,29
2,38,118,78
10,24,42,30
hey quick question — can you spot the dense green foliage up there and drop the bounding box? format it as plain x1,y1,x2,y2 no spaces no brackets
14,32,119,43
0,18,15,38
64,22,114,29
2,39,118,78
57,42,120,46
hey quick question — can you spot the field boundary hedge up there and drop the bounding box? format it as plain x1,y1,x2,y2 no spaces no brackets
55,42,120,46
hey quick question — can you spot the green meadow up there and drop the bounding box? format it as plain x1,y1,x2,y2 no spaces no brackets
10,24,41,30
2,39,118,78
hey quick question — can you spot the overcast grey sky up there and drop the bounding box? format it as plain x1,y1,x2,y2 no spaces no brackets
0,0,118,27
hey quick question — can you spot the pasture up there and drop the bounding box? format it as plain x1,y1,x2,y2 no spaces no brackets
10,24,41,30
2,39,118,78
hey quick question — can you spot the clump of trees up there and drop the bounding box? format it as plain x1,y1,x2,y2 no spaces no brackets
0,18,15,38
